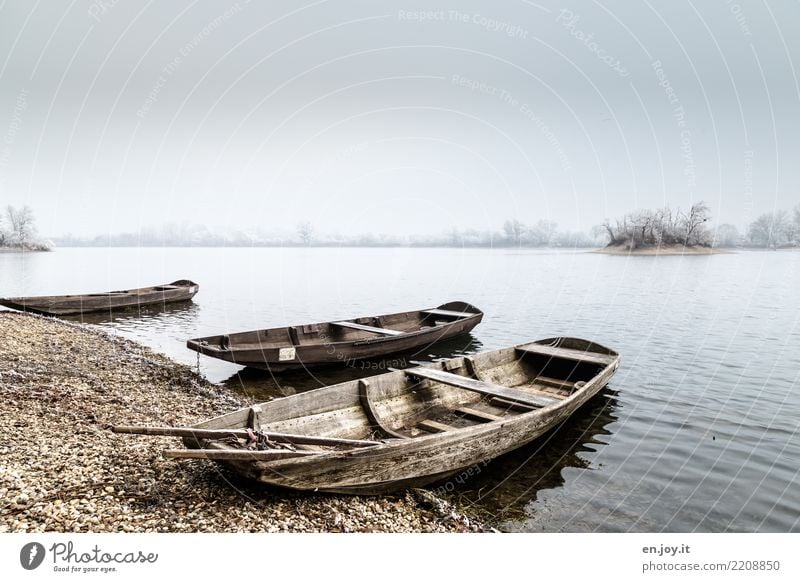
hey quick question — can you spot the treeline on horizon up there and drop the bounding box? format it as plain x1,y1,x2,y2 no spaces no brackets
6,202,800,250
53,219,606,248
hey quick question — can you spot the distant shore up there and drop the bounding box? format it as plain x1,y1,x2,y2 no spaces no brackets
594,244,728,256
0,312,484,533
0,245,51,253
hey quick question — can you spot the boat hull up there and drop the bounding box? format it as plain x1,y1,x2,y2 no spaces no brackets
187,301,483,371
0,280,199,316
184,337,620,494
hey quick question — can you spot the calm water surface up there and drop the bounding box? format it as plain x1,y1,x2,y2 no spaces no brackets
1,247,798,532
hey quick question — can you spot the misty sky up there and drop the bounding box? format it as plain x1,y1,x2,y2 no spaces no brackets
0,0,798,237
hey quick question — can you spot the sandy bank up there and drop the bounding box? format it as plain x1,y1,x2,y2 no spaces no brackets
594,244,727,256
0,312,483,533
0,246,51,253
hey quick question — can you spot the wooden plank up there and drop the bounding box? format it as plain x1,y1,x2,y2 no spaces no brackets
112,425,380,447
114,426,247,440
516,344,616,367
330,321,402,336
456,406,503,423
489,397,536,413
417,419,454,433
163,449,318,461
421,308,476,318
404,367,559,408
535,376,575,391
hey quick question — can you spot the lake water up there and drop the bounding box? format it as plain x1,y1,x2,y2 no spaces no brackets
1,246,798,532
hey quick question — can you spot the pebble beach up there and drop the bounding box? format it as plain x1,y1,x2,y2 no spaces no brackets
0,312,484,533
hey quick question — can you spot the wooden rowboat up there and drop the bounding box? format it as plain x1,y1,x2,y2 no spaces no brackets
0,280,199,316
115,337,620,494
186,301,483,372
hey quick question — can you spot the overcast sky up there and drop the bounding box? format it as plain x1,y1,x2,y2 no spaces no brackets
0,0,798,237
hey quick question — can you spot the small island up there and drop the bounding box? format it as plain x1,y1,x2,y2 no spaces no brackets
596,202,800,254
596,202,724,255
597,244,722,255
0,205,52,252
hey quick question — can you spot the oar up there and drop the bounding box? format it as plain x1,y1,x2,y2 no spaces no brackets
112,425,380,448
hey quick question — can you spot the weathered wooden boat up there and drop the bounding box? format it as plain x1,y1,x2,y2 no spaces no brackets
186,301,483,371
115,337,620,494
0,280,199,316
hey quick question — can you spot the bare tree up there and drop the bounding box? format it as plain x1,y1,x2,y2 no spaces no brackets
789,204,800,245
527,220,558,246
553,230,596,247
601,219,617,244
713,224,741,248
656,207,677,244
503,219,525,246
681,202,711,246
628,210,653,248
5,205,37,246
650,208,668,245
794,204,800,233
748,211,790,248
296,221,314,246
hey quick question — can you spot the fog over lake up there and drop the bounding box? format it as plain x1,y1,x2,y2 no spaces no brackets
1,1,799,238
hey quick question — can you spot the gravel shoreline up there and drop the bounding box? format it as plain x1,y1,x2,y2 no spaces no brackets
0,312,486,533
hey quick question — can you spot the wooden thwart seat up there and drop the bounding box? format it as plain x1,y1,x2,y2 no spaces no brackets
331,321,402,336
403,366,559,409
421,308,477,318
456,406,502,423
489,397,536,413
417,419,454,433
517,344,616,367
535,376,575,391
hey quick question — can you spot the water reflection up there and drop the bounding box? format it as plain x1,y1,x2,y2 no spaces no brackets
438,387,620,527
222,333,484,401
61,299,199,326
4,247,799,531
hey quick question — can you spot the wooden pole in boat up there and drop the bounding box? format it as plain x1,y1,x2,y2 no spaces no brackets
163,449,319,461
111,425,381,447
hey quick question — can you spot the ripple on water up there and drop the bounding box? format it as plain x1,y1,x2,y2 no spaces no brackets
1,247,798,531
